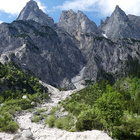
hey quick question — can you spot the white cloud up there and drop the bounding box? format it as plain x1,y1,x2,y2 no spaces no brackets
56,0,140,17
0,21,3,24
0,0,46,15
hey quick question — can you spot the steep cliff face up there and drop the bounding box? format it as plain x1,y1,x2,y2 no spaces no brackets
99,5,140,40
57,5,140,82
128,14,140,27
0,20,86,89
82,37,140,81
58,10,100,36
17,0,54,27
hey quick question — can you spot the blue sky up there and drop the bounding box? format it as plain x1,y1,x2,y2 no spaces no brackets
0,0,140,26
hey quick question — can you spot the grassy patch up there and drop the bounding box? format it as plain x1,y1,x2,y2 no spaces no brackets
32,115,40,123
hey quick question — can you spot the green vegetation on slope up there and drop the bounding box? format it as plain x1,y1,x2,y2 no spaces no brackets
59,77,140,139
0,62,49,133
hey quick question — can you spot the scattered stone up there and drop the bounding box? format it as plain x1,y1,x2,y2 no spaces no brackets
33,111,39,115
13,134,21,139
31,102,35,106
22,95,27,99
39,115,43,120
0,103,4,106
22,129,33,139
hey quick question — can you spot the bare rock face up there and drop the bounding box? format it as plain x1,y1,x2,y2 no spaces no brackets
58,10,100,36
99,5,140,40
128,14,140,27
0,20,86,89
81,37,140,81
17,0,54,27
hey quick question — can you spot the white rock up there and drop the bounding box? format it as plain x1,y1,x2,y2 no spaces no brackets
13,134,21,139
31,102,35,106
22,129,33,139
22,95,27,99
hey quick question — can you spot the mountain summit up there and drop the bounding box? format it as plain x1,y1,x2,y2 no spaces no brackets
99,5,140,40
17,0,54,26
58,10,99,36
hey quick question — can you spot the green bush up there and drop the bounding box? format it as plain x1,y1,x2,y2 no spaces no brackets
49,106,60,115
76,109,103,131
0,113,18,133
55,118,63,129
5,121,19,133
46,115,56,127
37,108,46,114
113,113,140,140
32,115,40,123
55,115,74,130
41,114,48,119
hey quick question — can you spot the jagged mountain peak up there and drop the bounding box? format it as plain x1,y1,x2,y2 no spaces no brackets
17,0,54,26
98,5,140,39
58,10,99,35
114,5,122,12
25,0,38,7
77,10,89,20
111,5,128,20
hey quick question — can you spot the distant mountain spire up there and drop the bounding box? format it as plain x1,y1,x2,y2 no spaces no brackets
17,0,54,26
112,5,128,19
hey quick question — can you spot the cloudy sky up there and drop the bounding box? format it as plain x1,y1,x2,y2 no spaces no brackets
0,0,140,26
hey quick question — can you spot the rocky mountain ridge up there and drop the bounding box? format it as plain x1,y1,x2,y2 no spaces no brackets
0,0,140,88
58,10,100,36
0,19,86,89
99,5,140,40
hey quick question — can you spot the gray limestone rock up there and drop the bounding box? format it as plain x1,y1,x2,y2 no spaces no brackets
0,20,86,89
99,5,140,40
17,0,54,27
58,10,100,36
13,134,21,139
22,129,33,139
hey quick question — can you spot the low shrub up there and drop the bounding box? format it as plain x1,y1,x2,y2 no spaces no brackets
37,108,46,114
32,115,40,123
49,106,60,115
55,115,74,130
0,113,18,133
46,115,56,127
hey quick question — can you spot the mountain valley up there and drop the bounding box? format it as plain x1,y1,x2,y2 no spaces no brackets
1,0,140,139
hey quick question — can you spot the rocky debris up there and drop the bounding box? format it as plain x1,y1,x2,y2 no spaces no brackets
17,0,54,27
58,130,112,140
22,129,33,139
12,129,34,140
99,5,140,40
0,133,14,140
13,134,21,139
14,79,111,140
0,76,112,140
